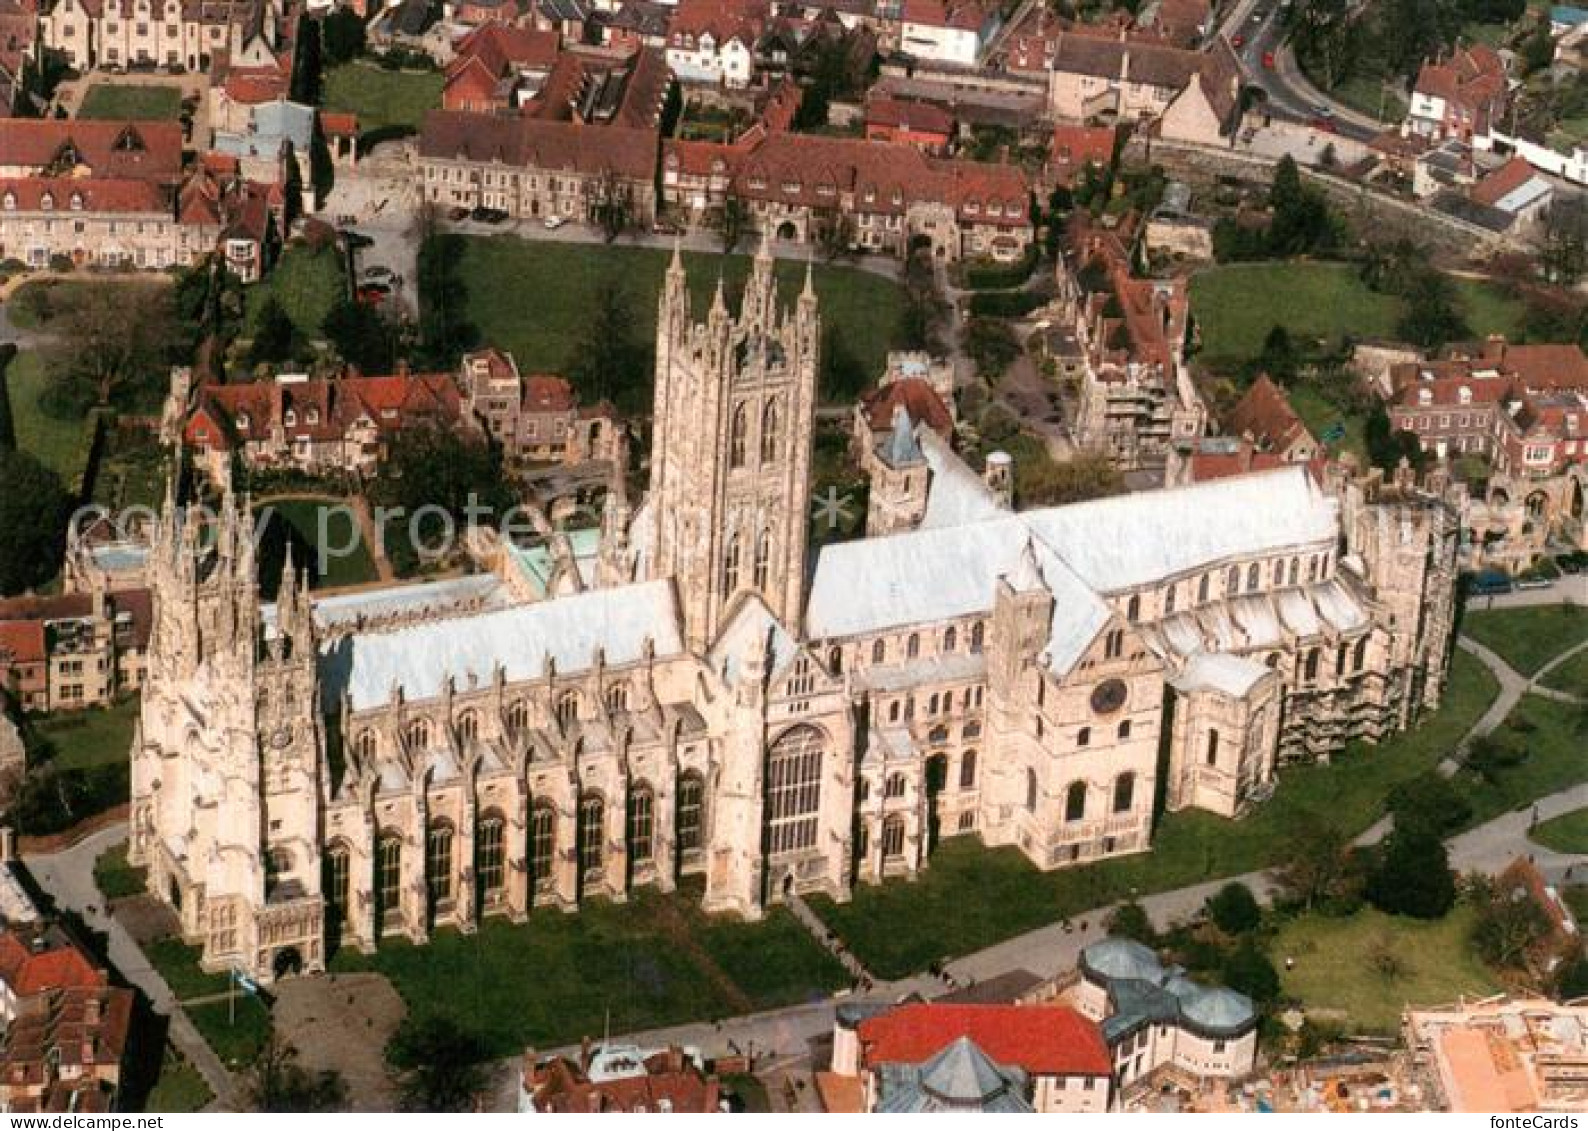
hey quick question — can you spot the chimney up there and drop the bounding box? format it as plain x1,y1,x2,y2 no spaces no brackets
580,1035,593,1072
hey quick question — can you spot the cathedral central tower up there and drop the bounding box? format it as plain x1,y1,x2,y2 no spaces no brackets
646,238,821,651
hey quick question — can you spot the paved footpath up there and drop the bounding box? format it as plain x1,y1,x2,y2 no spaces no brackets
23,825,243,1110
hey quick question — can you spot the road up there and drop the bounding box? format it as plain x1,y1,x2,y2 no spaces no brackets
23,825,243,1110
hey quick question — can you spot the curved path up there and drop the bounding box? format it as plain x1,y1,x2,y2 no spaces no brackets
22,824,243,1110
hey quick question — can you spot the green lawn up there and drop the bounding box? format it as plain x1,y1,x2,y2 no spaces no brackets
1456,694,1588,824
247,243,346,340
1288,382,1368,463
1323,73,1408,124
449,237,908,404
77,84,181,120
323,62,442,135
1531,807,1588,854
254,497,378,591
331,888,846,1058
186,997,272,1069
1462,606,1588,676
94,843,147,900
142,1046,212,1113
1270,905,1501,1032
4,351,86,480
814,649,1499,979
1189,263,1525,369
144,938,233,1002
1542,646,1588,696
32,698,138,771
1566,886,1588,922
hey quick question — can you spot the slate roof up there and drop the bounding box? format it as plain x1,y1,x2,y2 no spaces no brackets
420,110,659,180
1080,937,1258,1042
876,1037,1033,1113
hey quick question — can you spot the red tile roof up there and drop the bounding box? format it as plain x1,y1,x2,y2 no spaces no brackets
668,0,769,46
186,372,463,450
0,621,44,666
0,120,183,183
1413,44,1506,119
1469,156,1540,208
902,0,988,31
525,1049,722,1113
524,373,576,412
319,111,358,138
862,377,952,437
1228,374,1314,455
0,176,169,214
420,111,659,181
1048,124,1114,185
865,96,955,138
858,1004,1111,1077
0,933,107,997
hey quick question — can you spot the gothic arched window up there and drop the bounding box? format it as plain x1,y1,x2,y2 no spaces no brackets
959,749,977,789
1065,780,1086,822
907,633,920,659
753,529,770,590
353,730,376,763
943,626,957,653
530,802,556,890
760,398,780,463
455,709,478,744
729,404,748,468
1247,562,1261,591
426,820,454,905
881,814,906,859
577,793,605,877
376,833,402,920
324,842,350,917
505,699,529,736
1197,574,1210,603
1126,595,1140,623
405,718,431,751
872,639,886,664
766,725,823,855
606,682,631,714
970,621,985,653
628,783,655,865
477,815,505,898
676,771,705,855
555,690,580,729
723,534,742,593
1113,772,1135,813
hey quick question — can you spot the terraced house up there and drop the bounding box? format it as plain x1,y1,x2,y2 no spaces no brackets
130,244,1457,984
42,0,283,71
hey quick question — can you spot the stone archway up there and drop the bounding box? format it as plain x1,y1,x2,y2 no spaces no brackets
273,946,304,980
776,220,797,241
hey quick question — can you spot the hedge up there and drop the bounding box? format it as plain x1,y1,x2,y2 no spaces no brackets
968,289,1047,318
964,246,1039,290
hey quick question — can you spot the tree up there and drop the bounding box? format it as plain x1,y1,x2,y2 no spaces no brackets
1365,404,1427,473
1274,816,1349,910
415,207,478,367
1290,0,1356,91
41,285,178,414
372,425,515,572
821,325,867,403
1366,827,1456,919
0,343,16,453
1257,325,1301,385
591,168,634,244
1386,772,1472,838
1266,155,1337,257
1221,942,1280,1005
1105,900,1156,943
248,1035,348,1112
322,299,395,373
567,274,648,415
1397,268,1470,350
1015,451,1125,506
386,1016,490,1113
898,249,946,352
249,297,300,367
717,192,750,254
1463,731,1527,785
1520,20,1555,75
291,15,324,105
1206,881,1262,935
1469,875,1552,972
963,317,1021,381
282,141,304,228
1559,957,1588,1000
0,450,71,596
1537,198,1588,285
321,6,367,65
812,210,856,263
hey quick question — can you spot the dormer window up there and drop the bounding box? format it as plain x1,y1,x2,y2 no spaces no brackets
284,409,297,426
69,193,83,211
39,192,53,211
817,181,835,196
1458,386,1472,405
988,201,1002,216
306,408,319,425
891,190,903,205
782,178,801,193
1417,388,1433,406
2,192,14,211
965,199,979,214
236,411,250,431
863,187,876,203
748,175,766,190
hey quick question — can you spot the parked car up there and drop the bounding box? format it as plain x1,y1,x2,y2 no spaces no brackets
448,206,470,221
652,218,681,235
1516,576,1553,591
1262,50,1275,68
1232,32,1245,47
1467,571,1513,596
544,215,567,230
361,265,395,283
355,283,391,306
472,206,509,224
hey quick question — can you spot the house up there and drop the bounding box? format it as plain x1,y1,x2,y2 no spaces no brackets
597,0,672,52
864,95,955,154
1047,122,1114,188
519,1043,723,1113
1067,938,1259,1092
418,110,659,224
1407,44,1507,142
0,0,39,117
458,347,625,466
1047,31,1239,144
1467,156,1553,233
0,928,132,1114
211,98,315,198
206,49,293,136
1404,998,1588,1112
1057,212,1207,470
828,1001,1114,1112
0,118,183,181
41,0,284,72
665,0,767,87
1227,374,1319,464
898,0,995,66
662,128,1031,261
182,369,470,475
442,23,561,111
0,588,152,712
177,159,283,282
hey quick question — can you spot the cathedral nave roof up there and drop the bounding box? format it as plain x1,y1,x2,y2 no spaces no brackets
856,651,987,693
1169,652,1270,698
319,580,682,711
917,429,1005,530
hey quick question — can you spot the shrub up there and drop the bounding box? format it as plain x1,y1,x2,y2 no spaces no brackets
1206,881,1262,935
964,246,1039,290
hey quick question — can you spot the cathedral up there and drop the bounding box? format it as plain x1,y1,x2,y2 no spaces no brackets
129,240,1460,982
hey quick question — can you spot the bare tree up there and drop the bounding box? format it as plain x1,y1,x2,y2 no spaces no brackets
717,189,750,254
591,167,634,244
